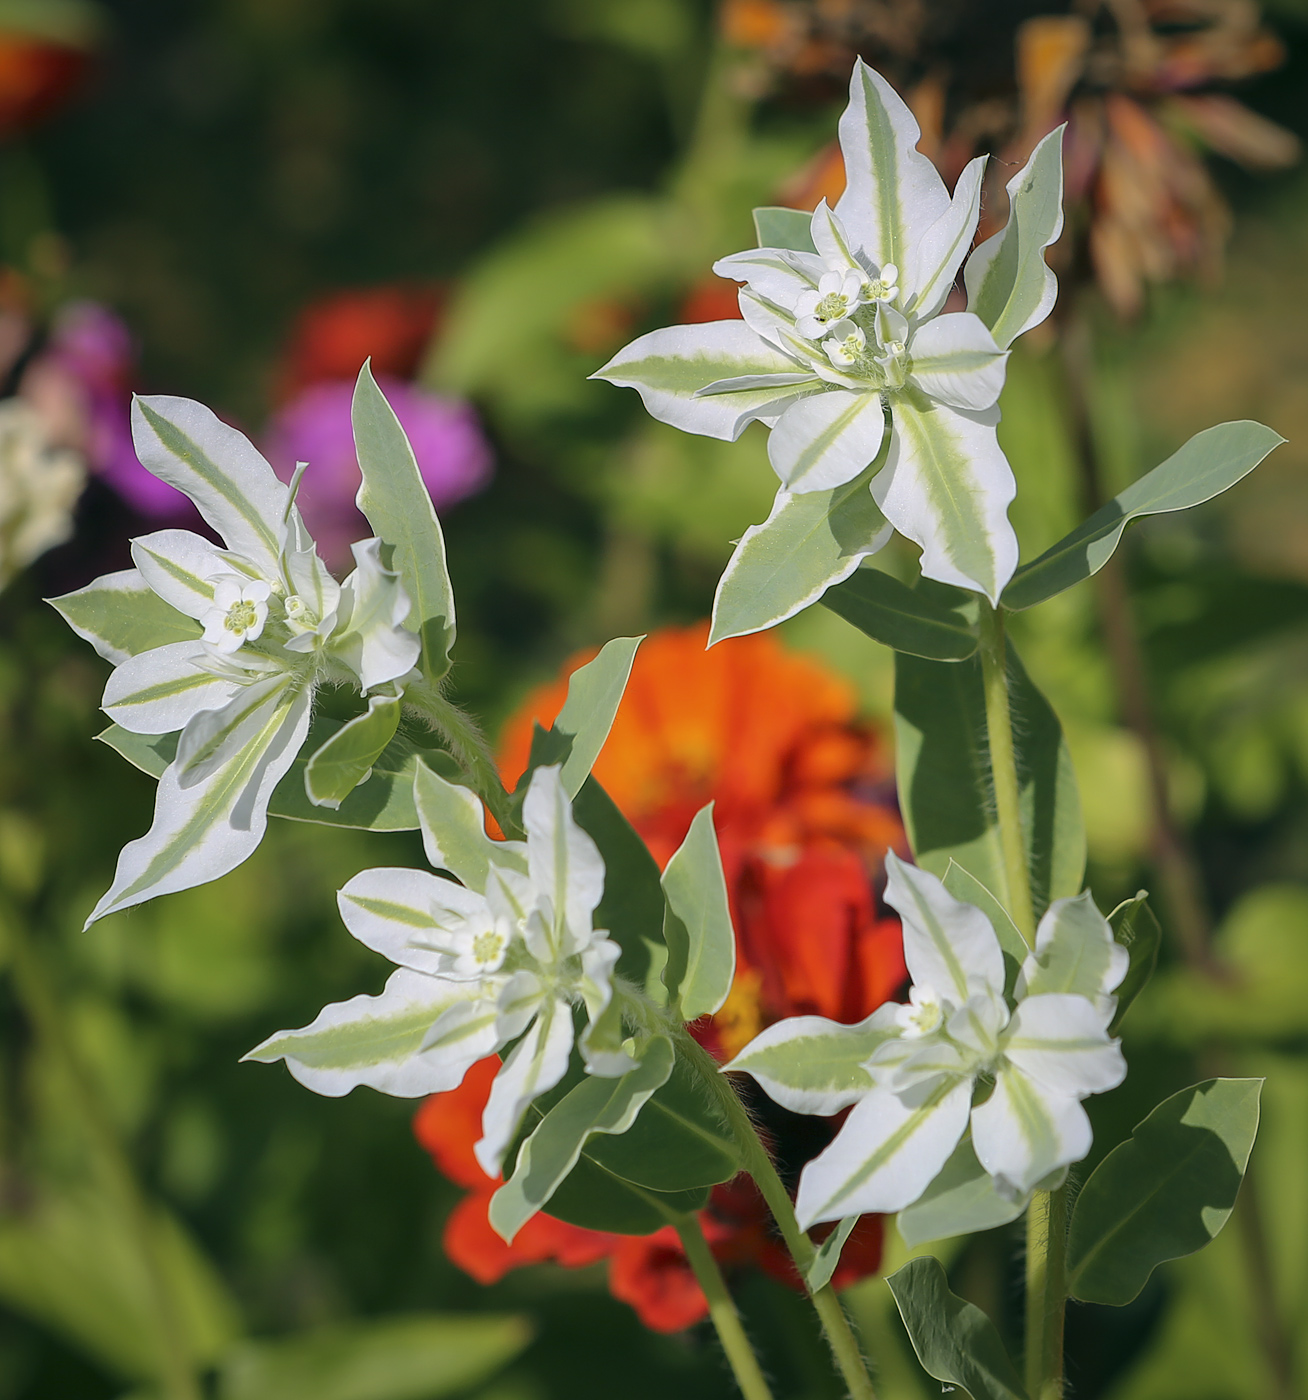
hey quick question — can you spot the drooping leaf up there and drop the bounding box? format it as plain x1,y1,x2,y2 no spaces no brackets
1066,1078,1263,1306
896,1133,1027,1246
894,642,1085,919
1107,892,1160,1034
822,565,978,660
805,1216,859,1293
217,1313,531,1400
47,569,201,666
489,1036,674,1241
660,804,736,1020
752,205,817,253
352,363,457,683
304,695,402,810
1003,422,1285,611
887,1257,1028,1400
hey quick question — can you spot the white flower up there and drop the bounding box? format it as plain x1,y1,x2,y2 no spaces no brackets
795,268,872,340
245,765,635,1176
200,575,271,652
726,853,1127,1227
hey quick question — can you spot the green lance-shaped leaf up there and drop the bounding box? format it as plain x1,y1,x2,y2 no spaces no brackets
352,362,457,683
217,1312,532,1400
896,1132,1028,1246
1003,421,1285,611
660,804,736,1020
805,1216,860,1293
546,636,642,798
1107,891,1160,1034
489,1035,675,1242
887,1257,1028,1400
895,640,1085,919
710,457,891,645
413,760,525,888
752,205,818,254
963,126,1065,351
303,695,402,810
822,566,978,660
1066,1078,1263,1306
47,569,201,666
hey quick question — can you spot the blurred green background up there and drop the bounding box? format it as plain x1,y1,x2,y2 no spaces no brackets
3,1,1308,1397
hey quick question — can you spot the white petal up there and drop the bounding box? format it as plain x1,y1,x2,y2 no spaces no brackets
1002,995,1126,1097
712,248,823,307
873,395,1018,602
331,538,421,693
522,765,605,959
905,155,987,319
337,867,495,975
768,389,885,493
883,852,1004,1006
1019,892,1130,1019
907,313,1008,412
795,1077,973,1227
809,200,863,274
476,1003,576,1176
971,1065,1092,1198
130,530,234,622
102,641,237,735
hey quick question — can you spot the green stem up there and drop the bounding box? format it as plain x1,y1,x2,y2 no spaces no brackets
977,601,1036,948
673,1214,776,1400
1024,1186,1067,1400
669,1024,878,1400
0,898,201,1400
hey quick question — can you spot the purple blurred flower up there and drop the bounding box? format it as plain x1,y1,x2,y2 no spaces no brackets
264,376,493,571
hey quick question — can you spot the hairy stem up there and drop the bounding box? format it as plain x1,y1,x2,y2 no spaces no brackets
673,1214,776,1400
977,601,1037,947
0,898,201,1400
1024,1185,1067,1400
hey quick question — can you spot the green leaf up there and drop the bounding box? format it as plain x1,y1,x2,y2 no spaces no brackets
753,205,816,253
941,861,1027,983
1107,892,1160,1035
217,1313,532,1400
709,458,891,644
887,1257,1027,1400
414,761,524,889
660,804,736,1020
304,696,402,810
896,1133,1027,1246
547,636,642,798
806,1217,859,1292
352,363,457,683
822,566,978,660
48,570,201,666
894,642,1085,919
1066,1078,1263,1306
489,1036,674,1241
523,1153,708,1236
1003,422,1285,611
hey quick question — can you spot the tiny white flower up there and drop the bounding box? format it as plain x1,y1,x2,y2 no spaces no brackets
201,575,271,653
895,983,943,1038
867,262,899,303
795,269,869,340
822,319,867,368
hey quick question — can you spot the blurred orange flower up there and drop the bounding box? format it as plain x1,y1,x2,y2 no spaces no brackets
416,623,908,1331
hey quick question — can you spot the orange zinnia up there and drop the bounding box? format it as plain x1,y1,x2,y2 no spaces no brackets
415,622,908,1331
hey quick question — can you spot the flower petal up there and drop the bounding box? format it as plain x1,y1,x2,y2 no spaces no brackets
476,1003,576,1176
337,866,495,975
1019,892,1129,1019
873,393,1018,602
809,200,864,275
971,1065,1091,1198
130,529,235,621
101,640,238,736
907,313,1008,412
522,765,605,958
904,155,987,320
795,1077,973,1227
1002,994,1126,1097
768,389,885,493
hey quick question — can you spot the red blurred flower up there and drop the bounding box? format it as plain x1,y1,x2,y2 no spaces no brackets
415,623,907,1330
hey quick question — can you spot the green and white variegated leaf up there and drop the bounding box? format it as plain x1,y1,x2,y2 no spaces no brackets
243,968,499,1097
905,313,1007,413
174,672,295,785
940,861,1028,972
805,1216,861,1293
489,1035,675,1243
712,247,820,309
549,636,642,798
304,693,403,809
724,1009,898,1115
85,680,312,926
592,321,817,442
905,155,987,321
709,461,892,644
1018,891,1129,1020
796,1077,974,1227
336,866,489,976
132,397,288,579
964,126,1065,350
130,529,234,621
477,1000,576,1175
752,206,817,254
352,363,457,684
660,804,735,1021
100,640,236,736
834,60,950,282
768,387,886,492
330,537,421,693
896,1132,1029,1246
47,568,200,666
873,391,1017,603
414,762,527,890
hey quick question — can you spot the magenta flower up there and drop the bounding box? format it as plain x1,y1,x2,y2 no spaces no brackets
264,376,493,570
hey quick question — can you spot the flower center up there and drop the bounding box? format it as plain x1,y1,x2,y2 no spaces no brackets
814,292,851,324
226,601,259,634
896,987,943,1038
472,930,505,967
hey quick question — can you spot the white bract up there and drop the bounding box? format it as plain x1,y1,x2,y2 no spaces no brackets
594,60,1066,635
245,764,635,1175
726,853,1127,1228
50,395,420,925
